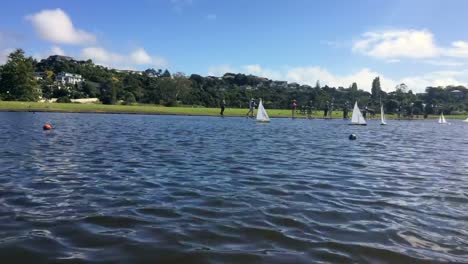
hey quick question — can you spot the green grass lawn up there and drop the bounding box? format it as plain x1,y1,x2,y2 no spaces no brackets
0,101,467,119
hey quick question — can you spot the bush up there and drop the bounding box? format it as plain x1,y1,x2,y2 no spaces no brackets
123,92,136,105
56,96,72,103
159,100,177,107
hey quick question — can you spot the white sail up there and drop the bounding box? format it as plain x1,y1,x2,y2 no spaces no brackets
256,99,270,122
350,101,366,125
438,113,447,124
463,118,468,123
380,105,387,125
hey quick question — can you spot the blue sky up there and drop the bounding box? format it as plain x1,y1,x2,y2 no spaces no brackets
1,0,468,92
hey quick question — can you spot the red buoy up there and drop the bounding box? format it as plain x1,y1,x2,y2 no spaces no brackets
43,123,52,130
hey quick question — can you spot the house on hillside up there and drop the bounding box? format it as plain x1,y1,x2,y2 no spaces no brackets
34,72,45,81
47,55,74,62
222,73,236,80
56,72,84,85
116,69,143,75
288,82,300,89
450,90,464,99
271,81,288,88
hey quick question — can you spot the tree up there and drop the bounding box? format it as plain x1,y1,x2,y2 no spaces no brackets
82,81,99,98
385,99,399,113
99,80,117,104
371,77,381,99
350,82,358,91
144,68,159,77
315,80,321,89
395,83,408,93
123,92,136,105
0,49,40,101
161,69,171,78
158,73,192,106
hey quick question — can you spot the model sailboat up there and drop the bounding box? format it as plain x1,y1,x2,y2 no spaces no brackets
350,101,367,126
380,105,387,125
256,99,270,123
438,112,447,124
463,118,468,123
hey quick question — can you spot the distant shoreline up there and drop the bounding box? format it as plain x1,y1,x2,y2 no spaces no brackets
0,101,467,120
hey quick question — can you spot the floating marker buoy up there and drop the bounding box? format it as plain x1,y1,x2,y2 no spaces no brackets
349,134,357,140
43,123,52,130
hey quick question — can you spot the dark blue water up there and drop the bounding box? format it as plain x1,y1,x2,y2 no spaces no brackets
0,112,467,263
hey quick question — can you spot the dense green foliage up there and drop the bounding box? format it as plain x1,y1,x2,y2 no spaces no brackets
0,50,41,101
0,49,467,115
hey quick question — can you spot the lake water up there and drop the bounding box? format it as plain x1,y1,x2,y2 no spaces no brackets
0,112,467,263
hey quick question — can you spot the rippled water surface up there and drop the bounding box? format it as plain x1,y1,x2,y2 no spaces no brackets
0,112,467,263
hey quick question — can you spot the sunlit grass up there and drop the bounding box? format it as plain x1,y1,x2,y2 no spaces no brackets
0,101,466,119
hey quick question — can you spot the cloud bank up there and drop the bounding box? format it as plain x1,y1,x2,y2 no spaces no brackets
353,29,468,62
81,47,168,69
207,64,467,93
26,8,96,45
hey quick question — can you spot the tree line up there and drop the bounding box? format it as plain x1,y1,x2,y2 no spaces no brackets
0,49,467,115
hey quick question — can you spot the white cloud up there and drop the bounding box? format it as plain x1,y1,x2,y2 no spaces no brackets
0,32,21,65
207,64,468,93
32,46,67,61
208,64,282,80
129,48,152,64
353,29,468,64
285,67,398,92
26,8,95,45
0,48,14,65
81,47,168,68
443,41,468,58
399,70,468,91
353,30,439,59
424,60,464,67
207,64,237,76
286,67,468,93
81,47,122,63
51,45,65,56
242,64,282,80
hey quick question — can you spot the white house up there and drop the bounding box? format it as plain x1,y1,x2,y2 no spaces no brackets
34,72,44,81
272,81,288,88
56,72,84,85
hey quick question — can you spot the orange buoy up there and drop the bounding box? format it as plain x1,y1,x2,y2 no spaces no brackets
43,123,52,130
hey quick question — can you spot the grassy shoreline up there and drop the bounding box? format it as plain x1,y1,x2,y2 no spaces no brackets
0,101,467,119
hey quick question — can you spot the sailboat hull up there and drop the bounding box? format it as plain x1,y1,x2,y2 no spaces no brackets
348,123,367,126
256,120,270,123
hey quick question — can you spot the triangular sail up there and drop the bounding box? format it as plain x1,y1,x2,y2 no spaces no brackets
350,101,366,125
438,113,447,124
463,118,468,123
256,100,270,122
380,105,387,125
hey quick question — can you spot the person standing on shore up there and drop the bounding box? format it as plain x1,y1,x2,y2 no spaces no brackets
292,99,297,119
343,101,349,119
307,100,313,119
246,98,256,118
220,99,226,116
323,101,329,118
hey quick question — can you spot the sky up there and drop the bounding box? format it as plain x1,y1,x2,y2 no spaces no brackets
1,0,468,92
